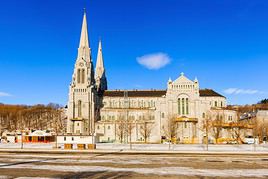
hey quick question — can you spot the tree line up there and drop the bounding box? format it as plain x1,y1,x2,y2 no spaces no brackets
0,103,66,135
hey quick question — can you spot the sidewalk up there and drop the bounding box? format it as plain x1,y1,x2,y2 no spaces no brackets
1,143,268,155
1,148,268,156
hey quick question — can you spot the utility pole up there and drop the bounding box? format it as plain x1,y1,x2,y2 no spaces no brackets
21,130,24,149
205,117,209,151
20,111,24,149
124,90,132,149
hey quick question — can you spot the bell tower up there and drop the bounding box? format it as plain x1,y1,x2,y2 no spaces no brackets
67,10,96,135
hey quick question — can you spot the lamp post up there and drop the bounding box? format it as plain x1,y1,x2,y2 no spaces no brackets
21,130,24,149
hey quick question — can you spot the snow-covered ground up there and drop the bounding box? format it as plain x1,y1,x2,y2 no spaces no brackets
0,152,268,178
1,164,268,178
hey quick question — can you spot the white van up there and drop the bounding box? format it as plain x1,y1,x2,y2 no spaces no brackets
244,136,258,144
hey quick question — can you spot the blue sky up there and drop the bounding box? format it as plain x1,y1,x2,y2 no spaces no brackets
0,0,267,105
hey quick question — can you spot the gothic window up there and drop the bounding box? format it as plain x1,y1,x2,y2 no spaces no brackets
78,100,82,117
77,69,81,83
186,98,189,115
81,69,85,83
182,98,185,115
178,98,181,115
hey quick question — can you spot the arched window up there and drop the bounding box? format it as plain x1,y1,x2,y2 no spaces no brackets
78,100,82,117
182,98,185,115
81,69,85,83
202,113,206,118
77,69,81,83
186,98,189,115
178,98,181,115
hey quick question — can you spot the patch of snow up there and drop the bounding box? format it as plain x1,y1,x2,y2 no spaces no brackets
1,164,268,177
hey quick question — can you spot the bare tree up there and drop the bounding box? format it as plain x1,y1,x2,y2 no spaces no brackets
115,115,125,143
127,117,135,149
139,120,153,143
163,115,178,149
201,113,212,150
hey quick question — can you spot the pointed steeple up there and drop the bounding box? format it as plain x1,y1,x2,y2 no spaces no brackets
95,40,107,93
79,10,89,48
95,40,104,78
77,10,91,61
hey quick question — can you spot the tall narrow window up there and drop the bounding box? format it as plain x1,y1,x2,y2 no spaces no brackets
77,69,81,83
178,98,181,115
78,100,82,117
186,98,189,115
182,98,185,115
81,69,85,83
215,101,218,107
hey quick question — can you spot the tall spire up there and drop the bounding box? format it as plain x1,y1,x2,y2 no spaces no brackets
95,40,104,78
77,10,91,61
95,40,107,93
79,10,89,48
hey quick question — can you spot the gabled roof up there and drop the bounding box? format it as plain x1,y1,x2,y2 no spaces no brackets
103,90,166,97
103,89,225,98
199,89,225,98
173,72,194,84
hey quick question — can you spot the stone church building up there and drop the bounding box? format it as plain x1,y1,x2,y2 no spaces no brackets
66,11,238,144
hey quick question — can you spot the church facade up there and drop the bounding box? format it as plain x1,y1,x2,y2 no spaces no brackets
66,11,238,144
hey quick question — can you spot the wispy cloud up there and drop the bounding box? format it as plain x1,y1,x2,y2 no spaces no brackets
137,52,171,70
223,88,265,95
0,91,12,97
134,84,143,88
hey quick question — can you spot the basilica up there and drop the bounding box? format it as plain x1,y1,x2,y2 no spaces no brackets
66,11,238,144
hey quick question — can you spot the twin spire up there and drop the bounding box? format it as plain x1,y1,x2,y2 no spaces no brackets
95,40,104,79
77,9,107,92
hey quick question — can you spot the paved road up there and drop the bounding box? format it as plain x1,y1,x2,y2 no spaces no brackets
0,151,268,178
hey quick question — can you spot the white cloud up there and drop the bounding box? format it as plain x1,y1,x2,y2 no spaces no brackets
223,88,264,95
137,53,171,70
0,92,12,97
